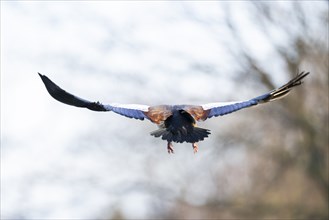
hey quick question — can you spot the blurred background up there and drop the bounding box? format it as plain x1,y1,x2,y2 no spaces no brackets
1,1,328,219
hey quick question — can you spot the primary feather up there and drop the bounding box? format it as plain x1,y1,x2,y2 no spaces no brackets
38,71,309,153
201,71,309,119
38,73,150,120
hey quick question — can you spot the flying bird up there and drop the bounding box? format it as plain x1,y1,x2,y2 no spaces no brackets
38,71,309,154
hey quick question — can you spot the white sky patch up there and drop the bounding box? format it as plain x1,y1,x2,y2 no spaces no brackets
1,1,325,219
229,3,275,63
119,192,153,219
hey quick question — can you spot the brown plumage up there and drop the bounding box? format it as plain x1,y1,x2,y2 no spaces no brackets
38,71,309,154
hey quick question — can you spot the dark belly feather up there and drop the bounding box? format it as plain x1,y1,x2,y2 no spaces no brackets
150,110,210,143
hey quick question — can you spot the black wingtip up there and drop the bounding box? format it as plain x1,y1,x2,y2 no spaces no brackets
38,73,56,91
297,71,310,79
38,73,109,111
38,72,48,83
290,71,310,87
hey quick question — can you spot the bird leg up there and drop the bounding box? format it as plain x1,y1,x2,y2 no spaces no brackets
167,141,174,154
192,143,198,154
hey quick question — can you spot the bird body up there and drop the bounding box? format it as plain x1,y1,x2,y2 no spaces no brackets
150,108,210,143
38,71,309,154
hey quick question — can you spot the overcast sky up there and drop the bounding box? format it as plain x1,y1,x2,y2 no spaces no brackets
1,1,327,219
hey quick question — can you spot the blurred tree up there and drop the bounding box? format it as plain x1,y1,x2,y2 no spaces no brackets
163,2,328,219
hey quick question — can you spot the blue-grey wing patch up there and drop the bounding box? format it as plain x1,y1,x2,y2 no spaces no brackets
38,73,150,121
202,71,309,119
105,103,150,120
202,99,259,118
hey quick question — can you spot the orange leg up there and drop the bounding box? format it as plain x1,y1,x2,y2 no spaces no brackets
167,141,174,154
192,143,198,153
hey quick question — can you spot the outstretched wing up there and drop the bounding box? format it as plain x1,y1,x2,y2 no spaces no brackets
185,71,309,120
38,73,150,120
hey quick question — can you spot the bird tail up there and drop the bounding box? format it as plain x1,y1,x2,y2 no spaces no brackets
150,127,210,143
